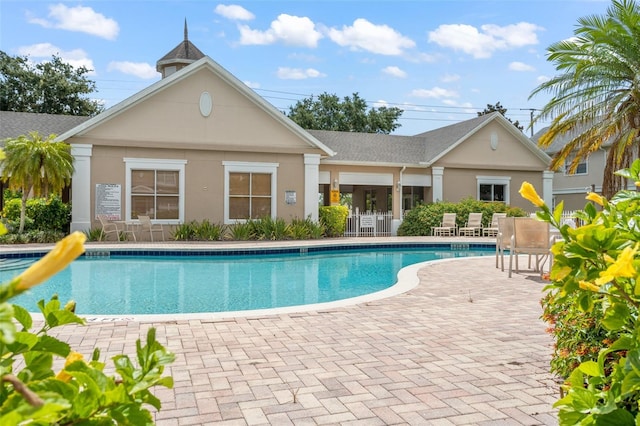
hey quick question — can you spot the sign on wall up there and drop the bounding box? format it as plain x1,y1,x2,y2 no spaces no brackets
330,190,340,204
95,184,121,220
285,190,296,205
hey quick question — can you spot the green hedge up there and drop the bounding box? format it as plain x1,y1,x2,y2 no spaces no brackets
2,196,71,233
397,198,527,236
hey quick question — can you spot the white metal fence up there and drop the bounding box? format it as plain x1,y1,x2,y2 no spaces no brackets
344,210,393,237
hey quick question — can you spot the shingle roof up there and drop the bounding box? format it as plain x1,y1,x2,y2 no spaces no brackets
0,111,91,140
309,112,502,166
308,130,428,165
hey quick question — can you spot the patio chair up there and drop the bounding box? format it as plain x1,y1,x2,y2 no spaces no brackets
458,212,483,236
508,217,553,278
97,215,120,241
431,213,457,236
496,216,514,270
138,215,165,242
483,212,507,237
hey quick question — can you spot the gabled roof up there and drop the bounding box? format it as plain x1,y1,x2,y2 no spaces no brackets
418,112,550,165
312,112,551,166
0,111,91,140
56,56,336,157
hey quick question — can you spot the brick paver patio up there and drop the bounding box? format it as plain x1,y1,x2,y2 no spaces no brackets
12,239,559,425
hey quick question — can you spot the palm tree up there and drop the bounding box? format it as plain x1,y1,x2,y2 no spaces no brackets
1,132,74,232
529,0,640,198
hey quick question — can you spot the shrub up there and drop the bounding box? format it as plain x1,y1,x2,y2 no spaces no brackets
172,220,225,241
397,198,527,236
226,222,255,240
1,196,70,233
251,216,291,240
290,217,325,240
319,205,349,237
521,162,640,424
0,231,175,423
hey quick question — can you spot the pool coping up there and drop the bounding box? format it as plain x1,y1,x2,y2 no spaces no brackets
1,236,497,322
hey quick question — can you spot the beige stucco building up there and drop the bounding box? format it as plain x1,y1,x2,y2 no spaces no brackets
1,29,556,237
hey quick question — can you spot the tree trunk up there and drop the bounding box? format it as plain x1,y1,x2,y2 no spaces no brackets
19,190,28,233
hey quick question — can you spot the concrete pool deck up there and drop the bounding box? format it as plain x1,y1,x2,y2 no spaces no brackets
2,237,559,425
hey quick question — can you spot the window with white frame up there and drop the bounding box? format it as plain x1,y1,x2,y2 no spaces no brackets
477,176,510,203
224,161,278,223
564,153,588,175
125,158,186,223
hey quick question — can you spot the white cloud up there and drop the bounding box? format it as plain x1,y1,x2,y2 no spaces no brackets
108,61,157,79
509,61,535,71
327,18,415,55
17,43,96,74
243,80,261,89
239,14,322,47
276,67,325,80
215,4,255,20
441,73,460,83
28,4,119,40
409,87,458,99
428,22,542,59
382,66,407,78
373,100,389,108
536,75,551,83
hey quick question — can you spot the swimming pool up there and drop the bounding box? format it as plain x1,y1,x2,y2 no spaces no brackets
3,244,492,318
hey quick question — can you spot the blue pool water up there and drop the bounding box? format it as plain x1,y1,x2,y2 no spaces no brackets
4,247,491,315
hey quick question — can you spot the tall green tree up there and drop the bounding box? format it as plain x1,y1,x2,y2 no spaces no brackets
287,92,403,134
1,132,74,232
477,102,524,131
0,51,103,116
529,0,640,197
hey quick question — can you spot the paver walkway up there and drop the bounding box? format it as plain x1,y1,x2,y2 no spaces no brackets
35,245,559,426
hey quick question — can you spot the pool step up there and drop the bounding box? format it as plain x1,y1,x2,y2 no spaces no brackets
0,258,35,271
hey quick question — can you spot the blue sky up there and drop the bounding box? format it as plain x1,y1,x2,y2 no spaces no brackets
0,0,610,135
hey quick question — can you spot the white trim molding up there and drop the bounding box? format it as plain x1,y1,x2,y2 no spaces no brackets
124,158,187,224
222,161,279,224
70,144,93,232
476,175,511,204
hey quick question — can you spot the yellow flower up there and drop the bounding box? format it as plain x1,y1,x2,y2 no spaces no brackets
55,351,85,382
595,244,638,285
519,182,545,207
16,231,86,291
635,181,640,187
585,192,604,206
579,280,601,292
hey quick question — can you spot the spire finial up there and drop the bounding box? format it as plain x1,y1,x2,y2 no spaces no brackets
184,18,188,41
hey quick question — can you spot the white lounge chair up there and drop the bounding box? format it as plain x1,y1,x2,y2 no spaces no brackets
483,212,507,237
97,215,120,241
431,213,457,236
459,212,483,236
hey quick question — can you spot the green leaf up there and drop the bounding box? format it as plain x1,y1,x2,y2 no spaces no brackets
6,331,38,354
11,304,32,330
108,403,154,426
602,303,631,331
32,335,70,357
621,371,640,396
45,309,85,328
568,387,599,413
593,408,635,425
21,351,54,381
0,302,16,345
579,361,602,377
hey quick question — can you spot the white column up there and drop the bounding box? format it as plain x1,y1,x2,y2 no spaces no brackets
432,167,444,202
304,154,321,222
542,170,554,207
70,144,93,232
